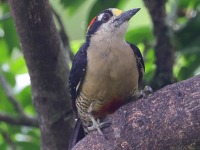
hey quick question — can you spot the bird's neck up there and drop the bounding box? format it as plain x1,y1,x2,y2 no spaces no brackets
89,35,125,50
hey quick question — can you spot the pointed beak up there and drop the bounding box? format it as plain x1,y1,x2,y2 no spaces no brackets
114,8,140,26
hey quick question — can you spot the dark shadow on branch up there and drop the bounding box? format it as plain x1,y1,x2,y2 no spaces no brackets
72,75,200,150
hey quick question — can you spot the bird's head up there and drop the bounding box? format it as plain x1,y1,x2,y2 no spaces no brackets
86,8,140,42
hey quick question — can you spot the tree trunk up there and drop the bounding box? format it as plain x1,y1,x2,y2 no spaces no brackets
72,75,200,150
8,0,74,149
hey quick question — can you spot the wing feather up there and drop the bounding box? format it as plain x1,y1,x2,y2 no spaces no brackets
127,42,145,84
69,42,89,112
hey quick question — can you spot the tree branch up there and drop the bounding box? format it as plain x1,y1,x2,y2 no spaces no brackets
8,0,75,149
52,8,74,61
0,73,39,128
72,75,200,150
0,112,38,127
0,73,25,116
143,0,174,89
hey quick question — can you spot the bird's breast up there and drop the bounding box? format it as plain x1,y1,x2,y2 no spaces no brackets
81,42,139,117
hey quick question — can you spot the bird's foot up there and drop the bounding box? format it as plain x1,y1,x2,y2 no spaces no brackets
87,118,111,135
87,102,111,135
140,85,153,97
134,85,153,99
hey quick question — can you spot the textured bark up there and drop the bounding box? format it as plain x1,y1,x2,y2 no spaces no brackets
72,75,200,150
8,0,74,150
143,0,174,90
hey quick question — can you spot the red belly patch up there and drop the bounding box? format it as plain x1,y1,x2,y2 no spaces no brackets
92,97,125,118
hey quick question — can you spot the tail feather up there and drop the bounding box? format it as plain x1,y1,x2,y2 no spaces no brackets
68,119,85,150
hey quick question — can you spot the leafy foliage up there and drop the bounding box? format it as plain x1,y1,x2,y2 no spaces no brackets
173,0,200,80
59,0,86,14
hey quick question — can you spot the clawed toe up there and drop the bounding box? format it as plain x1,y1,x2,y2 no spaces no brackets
141,85,153,97
87,118,111,135
134,85,153,99
98,119,111,129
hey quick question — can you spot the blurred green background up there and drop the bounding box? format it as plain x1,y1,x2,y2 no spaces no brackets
0,0,200,149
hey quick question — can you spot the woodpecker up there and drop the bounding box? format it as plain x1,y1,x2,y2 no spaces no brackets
69,8,151,135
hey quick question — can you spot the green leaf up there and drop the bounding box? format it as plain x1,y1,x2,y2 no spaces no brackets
126,26,154,45
2,71,16,87
0,4,20,54
70,40,84,54
16,86,31,107
0,87,14,113
0,39,8,64
174,11,200,80
143,48,156,83
175,47,200,80
60,0,86,15
178,0,199,9
0,142,6,150
176,12,200,49
15,141,39,150
16,85,36,115
9,54,28,74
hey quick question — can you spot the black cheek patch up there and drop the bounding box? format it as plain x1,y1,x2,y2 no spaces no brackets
87,21,103,40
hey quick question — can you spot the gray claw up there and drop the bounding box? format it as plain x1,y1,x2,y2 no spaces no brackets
144,85,153,93
87,118,111,135
87,102,111,135
140,85,153,97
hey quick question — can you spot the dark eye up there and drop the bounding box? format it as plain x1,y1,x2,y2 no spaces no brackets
101,13,111,23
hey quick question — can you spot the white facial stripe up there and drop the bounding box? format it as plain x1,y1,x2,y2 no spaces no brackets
97,13,104,21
